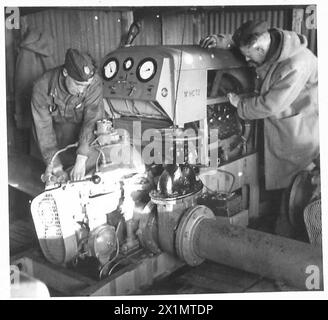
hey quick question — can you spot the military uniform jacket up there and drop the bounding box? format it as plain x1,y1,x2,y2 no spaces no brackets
31,66,104,166
237,29,319,190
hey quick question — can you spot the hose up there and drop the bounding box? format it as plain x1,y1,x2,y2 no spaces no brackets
49,142,79,168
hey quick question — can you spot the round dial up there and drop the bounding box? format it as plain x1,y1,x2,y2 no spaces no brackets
103,58,118,80
137,58,157,82
123,57,134,71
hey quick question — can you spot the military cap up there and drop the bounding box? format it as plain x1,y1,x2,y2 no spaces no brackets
64,48,96,82
232,20,269,47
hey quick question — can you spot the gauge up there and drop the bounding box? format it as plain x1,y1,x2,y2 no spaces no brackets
102,58,119,80
137,58,157,82
123,57,134,71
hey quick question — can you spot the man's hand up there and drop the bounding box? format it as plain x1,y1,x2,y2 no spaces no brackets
200,34,233,49
227,92,241,107
42,164,68,185
200,35,220,49
70,154,88,181
54,167,69,183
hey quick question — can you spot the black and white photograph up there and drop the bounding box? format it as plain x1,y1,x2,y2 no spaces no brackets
1,0,327,300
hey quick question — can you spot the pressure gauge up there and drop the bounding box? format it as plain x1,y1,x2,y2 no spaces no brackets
137,58,157,82
102,58,119,80
123,57,134,71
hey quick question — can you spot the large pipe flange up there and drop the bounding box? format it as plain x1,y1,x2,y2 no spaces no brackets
175,205,215,266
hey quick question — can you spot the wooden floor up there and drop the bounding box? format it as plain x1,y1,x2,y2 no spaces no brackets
9,217,298,296
141,261,298,295
9,218,38,256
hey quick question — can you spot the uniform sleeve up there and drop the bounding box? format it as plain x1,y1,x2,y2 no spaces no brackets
237,61,310,120
31,79,60,166
77,75,104,156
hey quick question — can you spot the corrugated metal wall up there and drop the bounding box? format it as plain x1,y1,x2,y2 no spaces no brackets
162,7,292,45
21,8,133,65
6,8,134,154
133,13,162,46
5,28,20,151
159,6,316,55
304,27,317,55
300,7,317,55
17,6,317,64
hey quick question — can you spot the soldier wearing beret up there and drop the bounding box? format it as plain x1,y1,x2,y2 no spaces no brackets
31,48,104,182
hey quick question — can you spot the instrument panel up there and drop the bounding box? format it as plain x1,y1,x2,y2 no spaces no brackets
100,45,252,126
101,51,165,103
102,57,158,83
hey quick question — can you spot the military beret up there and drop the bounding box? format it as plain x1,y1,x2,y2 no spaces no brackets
232,20,269,47
64,48,96,82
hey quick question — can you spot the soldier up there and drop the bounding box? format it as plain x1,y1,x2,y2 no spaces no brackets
31,48,104,182
201,21,319,237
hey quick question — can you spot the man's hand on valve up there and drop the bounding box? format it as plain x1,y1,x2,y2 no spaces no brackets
227,92,241,108
70,154,88,181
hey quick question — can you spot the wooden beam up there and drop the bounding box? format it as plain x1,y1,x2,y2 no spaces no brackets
78,251,184,296
11,248,184,296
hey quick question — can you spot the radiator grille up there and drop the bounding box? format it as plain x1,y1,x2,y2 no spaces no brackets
37,194,66,264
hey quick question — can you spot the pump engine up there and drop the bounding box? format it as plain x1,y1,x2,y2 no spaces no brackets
31,44,260,282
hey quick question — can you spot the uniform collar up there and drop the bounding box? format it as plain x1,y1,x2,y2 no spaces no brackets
58,67,71,95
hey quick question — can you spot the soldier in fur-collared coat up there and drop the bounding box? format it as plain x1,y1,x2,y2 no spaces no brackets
202,20,319,191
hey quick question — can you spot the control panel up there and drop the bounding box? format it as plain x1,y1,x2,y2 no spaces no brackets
100,45,252,126
102,55,164,101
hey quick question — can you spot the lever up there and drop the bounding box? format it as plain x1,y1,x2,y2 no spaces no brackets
125,21,141,46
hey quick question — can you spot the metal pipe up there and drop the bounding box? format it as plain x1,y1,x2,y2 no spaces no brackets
193,218,323,290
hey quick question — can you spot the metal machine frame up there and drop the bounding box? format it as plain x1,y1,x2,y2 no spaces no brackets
102,44,259,223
